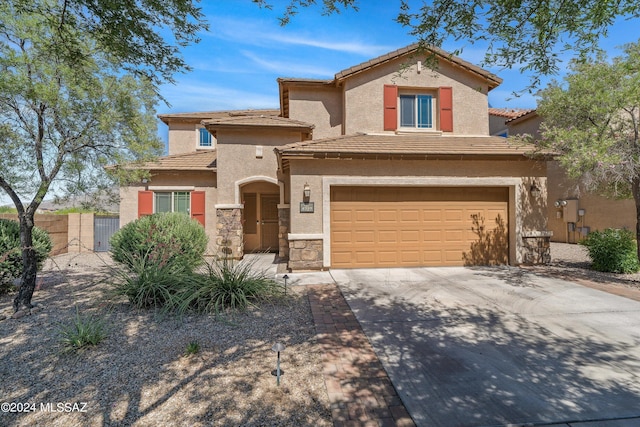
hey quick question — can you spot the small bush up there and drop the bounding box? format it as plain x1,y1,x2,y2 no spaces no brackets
112,252,193,308
580,228,640,273
184,340,200,356
59,309,107,353
110,212,208,274
175,258,282,314
0,219,52,294
110,213,207,307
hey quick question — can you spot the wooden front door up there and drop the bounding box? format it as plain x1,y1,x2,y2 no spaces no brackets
260,194,279,251
243,192,279,252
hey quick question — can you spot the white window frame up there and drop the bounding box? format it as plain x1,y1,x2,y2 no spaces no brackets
398,91,436,130
197,127,214,149
154,191,191,215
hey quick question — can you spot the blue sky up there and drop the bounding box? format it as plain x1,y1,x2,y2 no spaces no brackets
156,1,640,146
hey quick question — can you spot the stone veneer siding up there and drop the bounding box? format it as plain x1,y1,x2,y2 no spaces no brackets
216,208,243,259
278,207,290,260
289,239,323,270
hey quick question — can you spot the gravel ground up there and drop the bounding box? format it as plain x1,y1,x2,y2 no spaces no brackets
2,243,640,427
0,253,331,427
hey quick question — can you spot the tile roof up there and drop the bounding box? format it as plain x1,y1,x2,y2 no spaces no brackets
276,133,546,159
203,115,314,129
133,150,217,171
157,109,281,124
335,44,503,89
489,108,536,120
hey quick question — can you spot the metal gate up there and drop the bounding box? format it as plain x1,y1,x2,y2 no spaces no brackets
94,216,119,252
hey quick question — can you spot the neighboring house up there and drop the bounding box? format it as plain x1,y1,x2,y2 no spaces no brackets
119,44,552,270
489,108,635,243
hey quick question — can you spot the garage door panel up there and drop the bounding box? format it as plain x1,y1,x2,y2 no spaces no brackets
332,209,353,223
400,230,420,242
377,251,398,264
332,231,353,244
377,209,398,222
355,230,375,244
400,209,420,222
355,210,375,222
330,186,508,268
378,230,398,243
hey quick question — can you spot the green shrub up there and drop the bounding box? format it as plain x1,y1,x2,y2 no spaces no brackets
111,252,193,308
110,212,207,273
0,219,52,294
184,340,200,356
175,258,282,314
110,213,207,308
59,309,107,353
580,228,640,273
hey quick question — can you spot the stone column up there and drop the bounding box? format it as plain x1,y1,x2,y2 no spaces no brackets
277,205,290,260
289,239,323,270
215,207,243,259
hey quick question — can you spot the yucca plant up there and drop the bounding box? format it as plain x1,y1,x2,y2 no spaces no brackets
176,258,282,314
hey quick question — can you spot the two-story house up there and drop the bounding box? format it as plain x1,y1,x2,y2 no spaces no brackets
119,44,551,270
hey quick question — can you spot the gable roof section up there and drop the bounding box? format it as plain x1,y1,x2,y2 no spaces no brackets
489,108,536,121
335,44,502,89
203,114,314,131
129,150,217,171
158,109,281,125
276,133,545,161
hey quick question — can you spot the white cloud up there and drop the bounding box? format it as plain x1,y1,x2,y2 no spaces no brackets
207,16,391,57
158,81,279,114
240,50,335,77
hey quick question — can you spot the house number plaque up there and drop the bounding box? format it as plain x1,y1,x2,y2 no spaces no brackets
299,202,314,213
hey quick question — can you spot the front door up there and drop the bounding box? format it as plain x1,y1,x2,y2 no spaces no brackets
260,194,279,251
242,191,279,252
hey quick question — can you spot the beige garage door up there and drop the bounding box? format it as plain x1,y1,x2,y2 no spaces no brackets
330,187,509,268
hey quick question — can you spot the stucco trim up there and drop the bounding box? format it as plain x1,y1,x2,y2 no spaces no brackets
148,185,196,191
321,176,523,268
234,176,279,204
288,233,324,241
277,204,291,209
215,204,243,209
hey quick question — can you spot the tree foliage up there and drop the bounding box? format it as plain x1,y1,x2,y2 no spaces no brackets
535,43,640,198
0,0,206,310
255,0,640,88
533,41,640,259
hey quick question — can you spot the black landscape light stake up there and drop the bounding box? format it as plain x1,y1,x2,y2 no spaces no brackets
271,342,286,386
282,274,289,296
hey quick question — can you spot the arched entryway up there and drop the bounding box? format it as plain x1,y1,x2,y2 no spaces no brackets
241,181,280,252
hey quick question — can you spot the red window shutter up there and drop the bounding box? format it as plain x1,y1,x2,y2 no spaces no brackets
439,86,453,132
383,85,398,131
138,191,153,217
191,191,205,227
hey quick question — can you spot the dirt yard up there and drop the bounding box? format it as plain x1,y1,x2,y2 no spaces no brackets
0,253,331,427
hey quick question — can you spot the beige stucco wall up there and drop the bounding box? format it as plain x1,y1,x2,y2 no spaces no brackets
547,160,636,243
508,116,543,139
166,122,216,155
215,128,303,204
287,158,547,265
119,170,218,254
342,56,491,135
287,86,342,140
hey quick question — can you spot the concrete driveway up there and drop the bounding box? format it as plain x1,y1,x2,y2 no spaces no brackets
329,266,640,427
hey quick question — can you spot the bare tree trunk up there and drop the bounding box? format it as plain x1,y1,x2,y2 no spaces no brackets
13,213,38,312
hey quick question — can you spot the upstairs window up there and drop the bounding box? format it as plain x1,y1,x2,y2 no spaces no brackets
199,128,212,148
400,94,433,129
